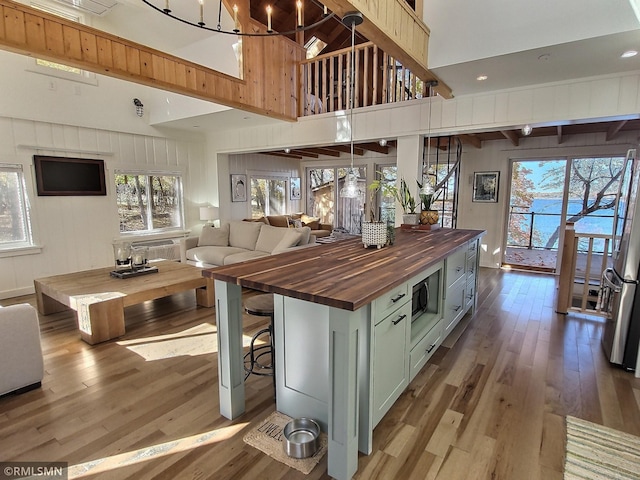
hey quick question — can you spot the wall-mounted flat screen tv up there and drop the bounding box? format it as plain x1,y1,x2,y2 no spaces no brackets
34,155,106,196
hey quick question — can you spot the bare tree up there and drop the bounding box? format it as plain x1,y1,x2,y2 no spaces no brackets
540,157,623,249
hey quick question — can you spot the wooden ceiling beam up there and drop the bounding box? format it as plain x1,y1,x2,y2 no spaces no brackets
324,144,365,156
500,130,519,147
290,150,319,158
457,134,482,149
606,120,628,141
265,152,303,159
305,147,342,157
357,142,390,154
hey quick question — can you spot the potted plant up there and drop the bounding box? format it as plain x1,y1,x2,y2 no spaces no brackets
399,178,419,225
417,177,442,225
365,176,399,248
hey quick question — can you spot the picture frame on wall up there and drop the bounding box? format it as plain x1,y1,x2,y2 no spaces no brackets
290,177,301,200
231,174,247,202
473,171,500,203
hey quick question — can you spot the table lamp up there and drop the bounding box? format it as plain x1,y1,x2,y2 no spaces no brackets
200,206,219,225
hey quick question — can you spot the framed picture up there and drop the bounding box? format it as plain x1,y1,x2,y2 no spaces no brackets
290,177,301,200
231,174,247,202
473,171,500,203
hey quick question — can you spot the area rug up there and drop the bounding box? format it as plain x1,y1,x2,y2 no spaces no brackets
243,411,327,474
565,415,640,479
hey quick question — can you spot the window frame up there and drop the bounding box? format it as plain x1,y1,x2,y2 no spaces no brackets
0,163,35,252
114,169,185,236
248,172,290,218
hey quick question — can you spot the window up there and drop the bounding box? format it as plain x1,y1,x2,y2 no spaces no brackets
0,164,33,249
115,172,184,234
251,176,287,218
307,166,366,234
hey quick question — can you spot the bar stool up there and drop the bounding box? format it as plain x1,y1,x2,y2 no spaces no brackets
243,294,275,393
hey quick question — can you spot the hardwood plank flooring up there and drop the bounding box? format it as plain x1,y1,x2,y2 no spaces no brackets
1,268,639,479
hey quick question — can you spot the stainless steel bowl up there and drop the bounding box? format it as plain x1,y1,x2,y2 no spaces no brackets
282,417,320,459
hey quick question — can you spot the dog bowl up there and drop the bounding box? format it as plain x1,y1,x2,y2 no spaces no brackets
282,417,320,459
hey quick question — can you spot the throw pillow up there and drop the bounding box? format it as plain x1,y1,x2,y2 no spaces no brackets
303,220,320,230
255,225,289,253
228,221,263,250
199,223,229,247
301,214,320,225
272,230,303,254
292,225,312,245
266,215,290,228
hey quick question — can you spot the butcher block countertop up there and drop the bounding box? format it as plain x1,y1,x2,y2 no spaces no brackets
203,228,485,311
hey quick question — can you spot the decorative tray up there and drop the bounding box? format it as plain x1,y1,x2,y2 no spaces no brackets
400,224,441,232
110,266,159,279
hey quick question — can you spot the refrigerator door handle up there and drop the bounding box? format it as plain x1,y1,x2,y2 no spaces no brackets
602,268,622,293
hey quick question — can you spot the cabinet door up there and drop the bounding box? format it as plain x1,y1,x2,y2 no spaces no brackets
444,277,466,337
372,302,410,426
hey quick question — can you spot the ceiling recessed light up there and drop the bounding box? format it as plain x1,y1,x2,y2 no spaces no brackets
621,50,638,58
476,75,488,81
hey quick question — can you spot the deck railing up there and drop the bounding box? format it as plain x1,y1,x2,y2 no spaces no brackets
557,223,613,316
299,42,428,116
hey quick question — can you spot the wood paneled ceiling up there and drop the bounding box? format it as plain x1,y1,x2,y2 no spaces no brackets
249,0,368,53
258,119,640,160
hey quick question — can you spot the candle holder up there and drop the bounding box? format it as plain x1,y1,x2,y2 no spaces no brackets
113,242,132,272
131,246,149,271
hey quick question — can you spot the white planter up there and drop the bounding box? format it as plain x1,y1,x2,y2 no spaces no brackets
402,213,419,225
362,222,387,248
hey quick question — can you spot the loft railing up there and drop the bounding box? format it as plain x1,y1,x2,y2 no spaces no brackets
557,223,613,317
299,42,428,116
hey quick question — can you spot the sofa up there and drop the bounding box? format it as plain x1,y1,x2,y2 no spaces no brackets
0,304,44,396
180,220,318,268
250,214,332,238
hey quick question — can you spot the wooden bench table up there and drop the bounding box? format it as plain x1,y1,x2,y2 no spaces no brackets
34,261,214,344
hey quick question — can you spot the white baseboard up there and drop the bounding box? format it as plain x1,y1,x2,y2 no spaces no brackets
0,285,36,300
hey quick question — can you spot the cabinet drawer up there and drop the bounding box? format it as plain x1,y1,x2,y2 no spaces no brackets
373,282,410,324
446,247,467,287
409,319,443,381
465,278,476,312
444,278,466,336
466,252,477,280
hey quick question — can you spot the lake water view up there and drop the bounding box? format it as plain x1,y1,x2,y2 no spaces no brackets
509,198,615,252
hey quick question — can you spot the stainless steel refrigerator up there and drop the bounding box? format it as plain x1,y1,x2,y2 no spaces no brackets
602,148,640,371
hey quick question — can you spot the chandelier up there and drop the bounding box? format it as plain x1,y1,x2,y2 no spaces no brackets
142,0,336,37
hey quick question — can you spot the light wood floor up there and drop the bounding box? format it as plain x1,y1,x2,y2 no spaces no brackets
1,268,639,479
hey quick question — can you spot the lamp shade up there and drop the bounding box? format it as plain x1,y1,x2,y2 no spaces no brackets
199,206,219,221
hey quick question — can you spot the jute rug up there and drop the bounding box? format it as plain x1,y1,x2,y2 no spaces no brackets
243,411,328,474
565,415,640,479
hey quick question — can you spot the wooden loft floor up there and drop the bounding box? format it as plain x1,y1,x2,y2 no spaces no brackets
1,268,639,479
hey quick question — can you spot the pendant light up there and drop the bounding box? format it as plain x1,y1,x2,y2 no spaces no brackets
420,80,438,197
339,12,364,199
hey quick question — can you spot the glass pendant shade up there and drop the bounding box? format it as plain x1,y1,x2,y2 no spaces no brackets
419,176,435,196
340,170,360,198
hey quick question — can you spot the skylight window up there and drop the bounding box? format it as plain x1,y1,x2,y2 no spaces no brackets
305,36,327,59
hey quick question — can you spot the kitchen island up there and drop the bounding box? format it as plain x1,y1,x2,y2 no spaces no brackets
203,227,485,480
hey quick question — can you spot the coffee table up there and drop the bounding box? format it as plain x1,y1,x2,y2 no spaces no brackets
34,261,214,345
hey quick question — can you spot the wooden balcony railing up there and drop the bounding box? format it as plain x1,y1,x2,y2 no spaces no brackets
299,42,429,116
557,222,613,316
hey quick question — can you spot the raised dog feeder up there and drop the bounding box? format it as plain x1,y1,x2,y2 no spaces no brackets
282,418,320,459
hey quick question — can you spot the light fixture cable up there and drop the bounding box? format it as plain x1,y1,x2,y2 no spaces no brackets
339,11,363,198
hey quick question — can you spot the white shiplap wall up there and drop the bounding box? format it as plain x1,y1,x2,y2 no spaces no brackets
0,116,206,299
